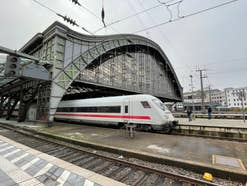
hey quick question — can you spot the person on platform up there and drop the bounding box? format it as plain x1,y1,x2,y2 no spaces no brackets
208,106,212,120
187,108,192,122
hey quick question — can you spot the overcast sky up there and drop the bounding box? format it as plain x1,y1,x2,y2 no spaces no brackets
0,0,246,92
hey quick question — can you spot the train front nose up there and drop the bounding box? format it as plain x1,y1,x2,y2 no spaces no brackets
163,111,177,128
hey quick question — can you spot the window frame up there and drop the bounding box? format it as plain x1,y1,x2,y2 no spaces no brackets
57,106,121,113
140,101,151,109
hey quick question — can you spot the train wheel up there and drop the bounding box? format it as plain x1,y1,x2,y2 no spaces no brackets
163,127,172,134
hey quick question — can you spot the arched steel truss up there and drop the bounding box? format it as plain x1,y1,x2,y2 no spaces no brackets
19,22,182,122
78,45,179,99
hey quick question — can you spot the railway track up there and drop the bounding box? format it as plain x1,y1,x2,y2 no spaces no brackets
0,126,220,186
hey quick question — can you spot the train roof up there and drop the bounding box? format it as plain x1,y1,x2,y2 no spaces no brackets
59,94,160,107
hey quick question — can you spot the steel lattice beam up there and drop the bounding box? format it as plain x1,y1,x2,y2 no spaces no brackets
14,21,183,123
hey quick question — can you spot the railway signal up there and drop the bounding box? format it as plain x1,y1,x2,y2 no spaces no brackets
4,55,20,77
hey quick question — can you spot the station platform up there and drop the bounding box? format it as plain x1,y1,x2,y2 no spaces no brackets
175,118,247,140
177,118,247,128
0,132,126,186
0,119,247,181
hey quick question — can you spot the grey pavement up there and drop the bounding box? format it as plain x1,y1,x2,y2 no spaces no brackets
0,136,126,186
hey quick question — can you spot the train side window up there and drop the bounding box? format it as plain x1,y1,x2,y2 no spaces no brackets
57,108,62,112
125,105,128,113
141,101,151,108
75,106,121,113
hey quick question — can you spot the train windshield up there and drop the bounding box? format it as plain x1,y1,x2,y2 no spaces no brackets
152,99,167,111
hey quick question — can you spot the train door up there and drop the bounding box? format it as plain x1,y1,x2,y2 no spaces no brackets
123,98,130,123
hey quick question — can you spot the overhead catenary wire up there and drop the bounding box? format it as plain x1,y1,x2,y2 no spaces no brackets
133,0,240,34
74,0,230,36
32,0,240,37
157,0,183,6
93,0,239,34
74,1,167,73
93,2,164,33
32,0,57,14
157,0,184,20
77,2,133,36
32,0,93,35
30,0,243,94
126,0,148,36
33,0,136,56
135,0,176,48
33,1,243,71
135,0,187,77
176,0,184,18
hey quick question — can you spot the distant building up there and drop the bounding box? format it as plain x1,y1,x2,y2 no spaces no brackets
178,86,247,111
224,87,247,108
211,90,227,107
182,89,221,111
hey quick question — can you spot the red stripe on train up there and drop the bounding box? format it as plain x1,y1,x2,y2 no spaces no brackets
55,113,151,120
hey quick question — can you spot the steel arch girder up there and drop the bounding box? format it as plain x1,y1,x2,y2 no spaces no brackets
49,39,137,121
48,38,174,121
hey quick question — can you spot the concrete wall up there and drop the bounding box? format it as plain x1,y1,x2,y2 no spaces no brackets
27,104,37,121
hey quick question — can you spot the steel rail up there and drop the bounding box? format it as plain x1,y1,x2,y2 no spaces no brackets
0,125,222,186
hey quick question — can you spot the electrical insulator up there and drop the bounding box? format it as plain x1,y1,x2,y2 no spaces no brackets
71,0,81,6
101,7,106,27
57,14,79,27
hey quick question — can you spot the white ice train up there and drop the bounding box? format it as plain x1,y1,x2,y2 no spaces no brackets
55,94,177,132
